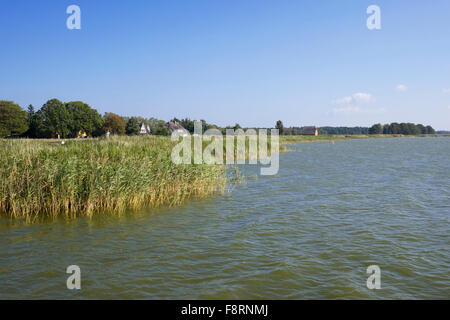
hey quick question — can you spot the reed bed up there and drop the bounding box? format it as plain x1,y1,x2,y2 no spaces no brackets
0,136,227,221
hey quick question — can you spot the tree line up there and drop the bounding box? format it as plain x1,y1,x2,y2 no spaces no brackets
0,99,245,138
368,123,435,135
275,120,436,135
0,100,437,138
281,126,370,135
0,99,152,138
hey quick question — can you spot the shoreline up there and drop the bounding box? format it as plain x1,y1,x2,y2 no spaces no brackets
280,134,450,145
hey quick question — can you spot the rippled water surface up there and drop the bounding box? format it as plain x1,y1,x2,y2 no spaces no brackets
1,137,449,299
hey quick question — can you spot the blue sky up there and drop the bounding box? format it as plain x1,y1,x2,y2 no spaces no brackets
1,0,449,129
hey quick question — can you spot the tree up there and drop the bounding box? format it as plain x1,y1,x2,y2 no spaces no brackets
200,119,207,133
275,120,284,135
368,123,382,135
148,118,169,136
66,101,104,137
152,126,169,136
30,99,104,138
316,127,369,135
405,123,420,135
389,123,400,134
36,99,72,138
0,101,28,137
126,117,140,135
26,104,35,126
399,123,409,135
417,124,426,134
179,118,194,133
377,122,434,135
102,112,125,135
425,125,435,134
25,104,42,138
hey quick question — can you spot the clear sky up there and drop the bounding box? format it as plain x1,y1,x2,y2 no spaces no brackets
1,0,449,129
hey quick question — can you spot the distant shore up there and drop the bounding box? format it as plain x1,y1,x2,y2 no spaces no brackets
280,134,450,145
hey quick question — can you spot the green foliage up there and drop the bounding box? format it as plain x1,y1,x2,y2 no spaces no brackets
35,99,71,138
2,98,438,140
369,123,383,134
147,118,168,135
284,127,369,135
123,116,170,136
0,100,29,137
317,127,369,135
152,125,169,136
378,122,435,135
102,112,126,135
29,99,104,138
179,118,194,133
286,124,436,136
425,126,435,134
126,117,141,135
66,101,104,137
0,136,226,220
275,120,284,134
25,104,42,138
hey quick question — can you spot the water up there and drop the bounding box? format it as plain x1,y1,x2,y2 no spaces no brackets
1,137,449,299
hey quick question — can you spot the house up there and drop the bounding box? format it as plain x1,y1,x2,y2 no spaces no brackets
301,126,318,136
166,121,189,136
139,122,151,135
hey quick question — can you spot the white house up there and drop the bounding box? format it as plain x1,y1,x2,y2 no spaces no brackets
139,122,151,135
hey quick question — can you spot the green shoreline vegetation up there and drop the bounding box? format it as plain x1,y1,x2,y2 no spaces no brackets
279,133,449,145
0,99,442,140
0,137,228,221
0,98,447,221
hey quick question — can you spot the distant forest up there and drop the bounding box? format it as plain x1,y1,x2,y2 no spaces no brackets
282,123,436,135
284,127,369,135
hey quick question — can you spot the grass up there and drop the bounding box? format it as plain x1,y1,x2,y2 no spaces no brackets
0,136,228,221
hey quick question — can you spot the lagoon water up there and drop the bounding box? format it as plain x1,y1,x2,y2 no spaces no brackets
0,137,449,299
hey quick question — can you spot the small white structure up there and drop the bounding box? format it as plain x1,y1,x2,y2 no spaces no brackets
140,123,151,135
